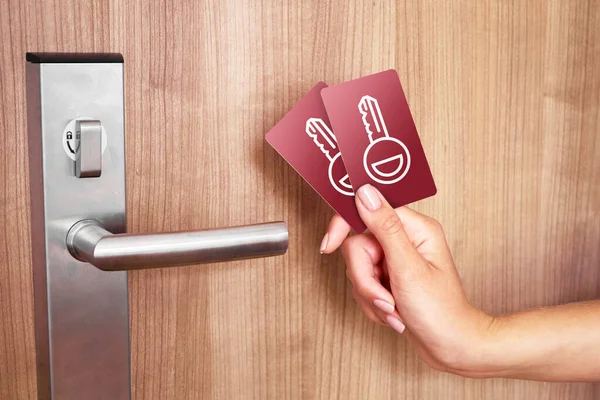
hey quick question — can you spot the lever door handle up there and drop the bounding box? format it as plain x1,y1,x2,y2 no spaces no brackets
66,219,288,271
67,118,288,271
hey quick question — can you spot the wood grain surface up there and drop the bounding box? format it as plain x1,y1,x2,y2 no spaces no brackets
1,0,599,399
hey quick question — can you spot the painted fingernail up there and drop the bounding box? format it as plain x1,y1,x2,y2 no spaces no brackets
357,184,382,211
319,233,329,254
373,299,395,314
385,315,406,334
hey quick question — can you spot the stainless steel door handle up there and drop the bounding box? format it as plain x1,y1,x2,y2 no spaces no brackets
26,52,288,399
66,219,288,271
69,118,287,271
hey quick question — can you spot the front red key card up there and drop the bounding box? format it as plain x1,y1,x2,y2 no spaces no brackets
266,82,365,232
321,70,437,208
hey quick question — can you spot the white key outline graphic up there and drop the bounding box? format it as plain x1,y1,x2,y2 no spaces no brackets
359,95,411,185
305,118,354,196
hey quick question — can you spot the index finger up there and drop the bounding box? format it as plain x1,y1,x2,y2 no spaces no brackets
320,214,352,254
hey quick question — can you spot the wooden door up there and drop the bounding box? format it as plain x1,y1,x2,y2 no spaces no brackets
1,1,599,398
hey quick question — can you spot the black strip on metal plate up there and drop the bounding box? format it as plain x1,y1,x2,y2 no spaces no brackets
26,52,124,63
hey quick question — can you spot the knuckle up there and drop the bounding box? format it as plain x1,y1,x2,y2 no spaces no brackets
341,235,363,258
340,237,355,259
380,213,404,235
353,280,370,298
425,217,443,234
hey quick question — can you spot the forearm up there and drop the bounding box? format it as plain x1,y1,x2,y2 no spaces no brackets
460,300,600,381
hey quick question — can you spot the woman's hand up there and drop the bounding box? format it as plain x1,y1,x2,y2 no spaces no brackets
321,184,600,381
321,184,492,374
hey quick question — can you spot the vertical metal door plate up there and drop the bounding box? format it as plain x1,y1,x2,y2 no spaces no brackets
26,58,130,399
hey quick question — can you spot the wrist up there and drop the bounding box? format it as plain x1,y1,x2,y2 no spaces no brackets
445,312,516,378
437,308,505,378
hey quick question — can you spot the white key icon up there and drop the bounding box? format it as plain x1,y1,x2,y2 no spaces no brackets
359,95,411,184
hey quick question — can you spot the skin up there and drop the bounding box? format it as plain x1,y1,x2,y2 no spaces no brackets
320,184,600,381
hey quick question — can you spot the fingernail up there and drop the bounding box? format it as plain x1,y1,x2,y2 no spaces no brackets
385,315,406,334
373,299,395,314
357,184,382,211
319,233,329,254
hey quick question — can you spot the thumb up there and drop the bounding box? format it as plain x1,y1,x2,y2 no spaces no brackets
354,184,420,266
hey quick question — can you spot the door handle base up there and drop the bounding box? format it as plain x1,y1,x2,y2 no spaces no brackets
26,52,288,399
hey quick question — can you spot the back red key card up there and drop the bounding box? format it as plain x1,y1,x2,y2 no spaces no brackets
321,70,436,208
266,82,365,232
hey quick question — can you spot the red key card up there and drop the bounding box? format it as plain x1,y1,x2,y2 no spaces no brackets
266,82,365,232
321,70,437,208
